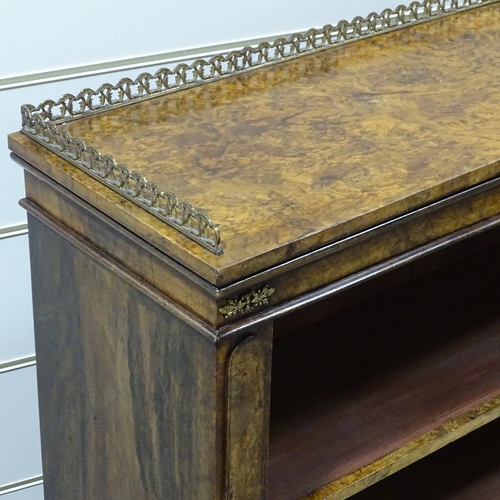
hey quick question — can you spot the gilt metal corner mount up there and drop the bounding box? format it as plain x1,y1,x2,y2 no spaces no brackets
219,286,276,319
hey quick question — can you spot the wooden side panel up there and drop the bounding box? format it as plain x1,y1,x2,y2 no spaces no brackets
226,329,273,500
28,214,219,500
22,169,220,326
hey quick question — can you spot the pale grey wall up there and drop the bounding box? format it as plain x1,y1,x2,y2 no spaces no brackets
1,1,388,79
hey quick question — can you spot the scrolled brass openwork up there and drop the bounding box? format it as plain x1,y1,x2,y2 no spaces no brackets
22,0,497,125
20,0,498,254
21,105,222,254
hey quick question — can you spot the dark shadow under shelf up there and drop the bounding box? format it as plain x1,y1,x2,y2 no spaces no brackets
268,244,500,500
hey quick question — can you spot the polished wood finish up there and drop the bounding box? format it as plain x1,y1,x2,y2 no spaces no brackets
226,332,272,500
16,154,500,329
27,205,273,499
8,3,500,500
28,214,220,499
8,3,500,284
55,3,500,276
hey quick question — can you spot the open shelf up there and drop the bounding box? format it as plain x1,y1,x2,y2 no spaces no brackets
351,415,500,499
268,244,500,499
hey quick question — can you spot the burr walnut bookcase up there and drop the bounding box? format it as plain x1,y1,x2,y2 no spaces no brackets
8,1,500,498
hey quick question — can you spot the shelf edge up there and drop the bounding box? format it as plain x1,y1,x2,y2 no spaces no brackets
303,394,500,500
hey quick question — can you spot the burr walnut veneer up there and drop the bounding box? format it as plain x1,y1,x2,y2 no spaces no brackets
8,3,500,499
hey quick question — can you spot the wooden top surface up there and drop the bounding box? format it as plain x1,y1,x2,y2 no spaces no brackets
11,4,500,285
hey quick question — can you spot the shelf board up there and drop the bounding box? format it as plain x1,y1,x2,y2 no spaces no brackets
304,396,500,500
268,245,500,500
351,414,500,500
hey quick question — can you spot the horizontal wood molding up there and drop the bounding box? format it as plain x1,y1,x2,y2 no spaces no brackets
220,211,500,336
21,198,218,341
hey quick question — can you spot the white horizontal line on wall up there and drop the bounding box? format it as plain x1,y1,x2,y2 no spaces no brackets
0,475,43,496
0,355,36,375
0,33,292,91
0,223,29,240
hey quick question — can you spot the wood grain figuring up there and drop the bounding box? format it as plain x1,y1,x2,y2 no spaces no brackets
50,5,500,273
19,146,500,328
267,244,500,499
14,141,500,330
305,396,500,500
28,214,221,499
9,4,500,283
221,180,500,325
226,332,273,499
23,168,222,326
13,142,500,321
351,416,500,500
